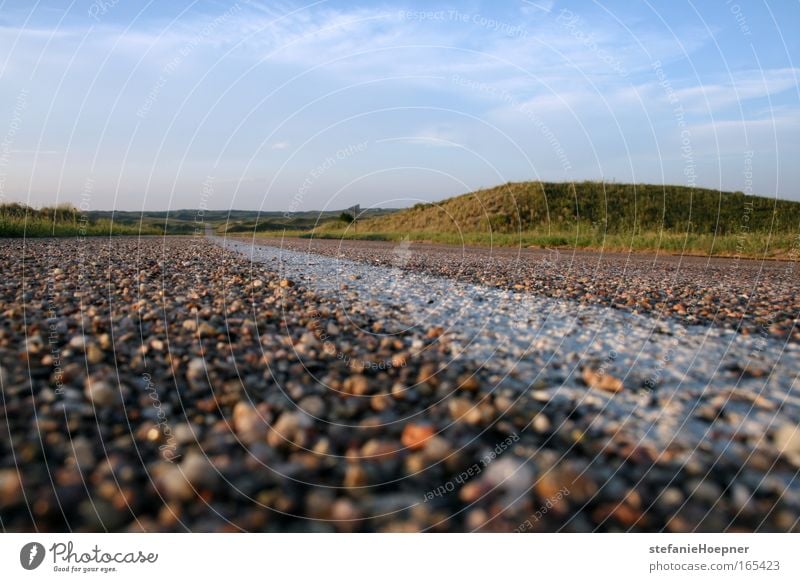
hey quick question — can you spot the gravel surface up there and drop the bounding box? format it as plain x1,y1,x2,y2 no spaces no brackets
239,237,800,344
1,235,798,532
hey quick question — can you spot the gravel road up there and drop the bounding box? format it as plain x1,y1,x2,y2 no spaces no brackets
1,235,798,532
241,236,800,343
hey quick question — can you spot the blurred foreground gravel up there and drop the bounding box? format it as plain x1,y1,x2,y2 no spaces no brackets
1,236,798,532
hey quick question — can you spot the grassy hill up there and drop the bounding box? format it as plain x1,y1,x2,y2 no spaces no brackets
312,181,800,257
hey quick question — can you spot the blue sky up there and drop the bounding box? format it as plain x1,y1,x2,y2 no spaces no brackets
0,0,797,211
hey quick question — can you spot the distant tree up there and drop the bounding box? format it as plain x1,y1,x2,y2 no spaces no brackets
339,212,355,224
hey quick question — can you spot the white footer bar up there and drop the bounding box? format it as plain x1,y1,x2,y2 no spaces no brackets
1,533,796,581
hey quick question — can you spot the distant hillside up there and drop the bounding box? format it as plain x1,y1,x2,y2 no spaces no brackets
355,181,799,235
90,208,400,234
216,208,398,234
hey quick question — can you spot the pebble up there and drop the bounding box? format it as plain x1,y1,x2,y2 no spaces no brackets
774,424,800,457
0,469,23,509
343,375,370,395
401,424,435,451
582,368,624,393
267,412,310,448
84,379,118,407
299,395,326,417
448,398,474,422
232,402,267,444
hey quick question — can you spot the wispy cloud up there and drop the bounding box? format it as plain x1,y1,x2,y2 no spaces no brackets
670,68,800,113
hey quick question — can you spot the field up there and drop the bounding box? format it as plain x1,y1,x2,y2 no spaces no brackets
0,203,161,237
0,204,399,238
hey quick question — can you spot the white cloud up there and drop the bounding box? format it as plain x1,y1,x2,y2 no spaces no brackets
671,68,800,113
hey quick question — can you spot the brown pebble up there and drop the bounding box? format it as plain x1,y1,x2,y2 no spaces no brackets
0,469,23,509
401,423,435,450
343,374,370,395
582,367,623,393
344,464,368,488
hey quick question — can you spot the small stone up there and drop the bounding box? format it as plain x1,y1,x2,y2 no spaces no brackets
466,508,489,530
426,326,444,339
688,479,722,504
422,436,452,462
774,424,800,456
173,423,195,445
181,452,216,488
361,440,396,460
582,367,623,393
86,344,104,364
731,484,751,513
280,279,294,288
267,412,310,448
448,398,481,424
0,469,23,509
182,319,197,332
532,413,551,433
661,487,684,506
417,364,437,386
401,423,435,451
331,498,361,532
157,466,193,502
370,393,392,412
186,358,206,380
85,379,117,406
343,374,370,395
233,402,267,444
69,335,87,350
391,383,408,399
70,436,95,467
592,502,643,527
299,395,326,417
458,375,480,392
197,322,216,337
344,464,368,488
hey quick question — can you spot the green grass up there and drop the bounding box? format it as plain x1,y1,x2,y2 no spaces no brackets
0,204,161,237
356,181,800,235
302,228,800,259
216,208,398,234
304,181,800,259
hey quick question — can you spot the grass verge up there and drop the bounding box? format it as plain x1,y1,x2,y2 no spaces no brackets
298,228,800,259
